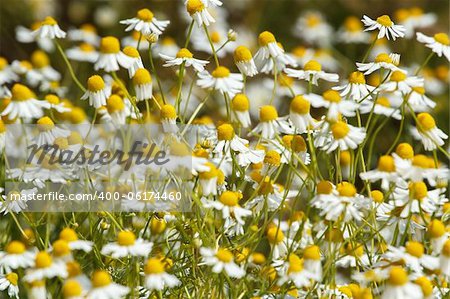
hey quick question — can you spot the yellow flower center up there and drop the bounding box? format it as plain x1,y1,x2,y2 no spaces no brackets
186,0,205,15
107,95,125,113
12,84,34,101
199,162,218,180
408,181,428,200
345,16,362,32
258,31,276,46
259,105,278,122
348,71,366,84
338,286,353,297
136,8,154,21
331,121,350,139
251,252,266,264
434,33,450,46
376,15,393,27
217,124,235,141
144,258,165,274
59,228,78,242
31,50,50,68
374,53,392,63
63,280,82,298
405,241,424,258
264,150,281,166
45,94,60,105
176,48,194,59
371,190,384,203
53,240,71,257
5,273,18,286
278,73,294,87
219,191,239,206
42,16,57,26
100,36,120,54
415,277,433,297
306,15,321,27
390,70,407,82
411,86,425,95
337,181,357,197
234,46,252,62
37,117,55,132
117,231,136,246
66,261,82,277
6,241,26,254
133,68,152,85
267,227,284,244
292,135,307,152
395,143,414,159
323,90,341,103
340,150,351,166
161,36,176,45
288,254,304,273
346,242,364,257
303,60,322,71
87,75,105,92
388,267,408,286
210,31,221,43
412,154,431,168
377,155,395,172
231,94,249,111
303,245,321,260
428,219,445,238
123,46,140,58
442,240,450,256
160,104,177,119
216,248,233,263
417,112,436,131
212,66,230,78
0,120,5,134
35,251,52,268
150,217,167,234
0,57,7,70
91,270,112,288
77,43,94,53
80,23,96,32
317,180,333,195
376,97,390,107
290,95,310,114
292,46,307,57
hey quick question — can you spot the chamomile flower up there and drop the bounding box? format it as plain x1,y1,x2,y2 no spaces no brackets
120,8,170,36
24,251,68,282
95,36,134,72
356,53,404,75
359,97,402,120
203,191,252,226
267,226,291,259
101,231,153,259
15,23,54,52
132,68,152,101
197,66,243,98
396,8,437,38
0,188,36,214
44,94,71,113
100,94,128,125
333,71,375,101
289,95,315,133
383,241,439,274
231,94,251,128
361,15,406,40
285,60,339,86
186,0,215,27
59,228,93,252
337,16,371,44
427,220,448,254
319,121,366,153
198,162,219,196
30,50,61,81
190,28,234,58
404,86,436,111
214,124,250,154
277,254,312,288
1,84,46,120
35,117,70,146
254,31,285,66
200,247,245,278
250,105,293,139
0,272,19,298
0,241,35,272
81,75,111,108
268,134,310,165
381,70,424,94
336,242,371,268
417,32,450,61
294,11,333,47
160,48,209,72
415,112,448,151
87,270,130,299
67,23,100,45
144,258,180,291
381,267,422,299
160,104,178,133
0,57,18,84
32,16,66,39
122,46,143,78
233,46,257,77
308,90,358,121
360,155,401,189
152,36,178,56
62,279,85,299
303,245,322,281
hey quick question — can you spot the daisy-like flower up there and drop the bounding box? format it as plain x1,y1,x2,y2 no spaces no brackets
356,53,404,75
32,16,66,39
277,253,312,288
200,247,245,278
336,242,371,268
285,60,339,86
289,95,315,133
35,116,70,146
381,70,424,94
186,0,215,27
360,155,401,189
427,220,448,254
415,112,448,151
293,11,333,47
81,75,111,108
132,68,152,102
359,97,402,120
333,71,375,101
100,94,128,125
231,94,251,128
319,121,366,153
303,245,322,281
160,48,209,72
214,124,250,154
202,191,252,226
30,50,61,82
87,270,130,299
101,230,153,259
94,36,134,72
267,226,291,259
337,16,371,44
308,90,358,121
362,15,406,40
405,86,436,111
383,241,439,274
152,36,179,56
1,84,46,120
250,105,293,139
0,241,35,272
16,23,54,52
198,162,219,196
122,46,143,78
24,251,68,282
417,32,450,61
197,66,244,98
234,46,258,77
191,28,234,58
0,273,19,299
67,23,100,45
59,228,93,252
120,8,170,36
254,31,284,66
268,134,310,165
62,279,85,299
0,57,18,85
43,94,71,113
144,257,180,291
381,267,422,299
0,188,37,214
160,104,178,133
